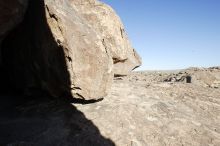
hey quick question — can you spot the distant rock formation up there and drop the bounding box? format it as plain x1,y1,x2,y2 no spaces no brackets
0,0,141,99
163,67,220,88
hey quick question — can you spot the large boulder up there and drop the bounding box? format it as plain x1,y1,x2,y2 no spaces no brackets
44,0,115,99
0,0,141,100
71,0,142,75
1,0,113,99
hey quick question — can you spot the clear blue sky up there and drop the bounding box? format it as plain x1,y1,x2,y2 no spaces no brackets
101,0,220,70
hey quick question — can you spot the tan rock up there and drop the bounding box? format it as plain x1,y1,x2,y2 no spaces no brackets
0,0,141,99
72,0,142,75
45,0,113,99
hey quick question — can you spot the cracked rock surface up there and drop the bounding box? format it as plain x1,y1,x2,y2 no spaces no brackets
75,67,220,146
0,67,219,146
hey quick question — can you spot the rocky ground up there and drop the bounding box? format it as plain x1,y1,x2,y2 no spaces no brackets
1,67,220,146
76,67,220,146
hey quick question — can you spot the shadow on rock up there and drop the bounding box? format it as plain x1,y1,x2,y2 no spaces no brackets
0,0,71,97
0,95,115,146
0,0,115,145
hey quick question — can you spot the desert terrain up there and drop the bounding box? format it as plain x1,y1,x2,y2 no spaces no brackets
75,67,220,146
1,0,219,146
1,67,220,146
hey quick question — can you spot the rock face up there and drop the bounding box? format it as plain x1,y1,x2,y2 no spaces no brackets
0,0,28,39
71,0,141,75
0,0,141,99
0,0,28,64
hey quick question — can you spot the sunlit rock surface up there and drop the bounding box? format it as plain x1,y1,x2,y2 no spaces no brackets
72,0,142,75
75,67,220,146
0,0,141,99
0,67,219,145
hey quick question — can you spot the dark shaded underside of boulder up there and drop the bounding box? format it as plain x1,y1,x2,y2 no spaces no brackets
0,0,71,97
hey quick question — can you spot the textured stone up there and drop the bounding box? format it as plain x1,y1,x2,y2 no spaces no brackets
71,0,142,75
75,68,220,146
0,0,141,100
44,0,113,99
1,68,220,146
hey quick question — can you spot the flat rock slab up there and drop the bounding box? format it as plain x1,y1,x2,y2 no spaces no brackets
0,96,115,146
75,70,220,146
0,68,220,146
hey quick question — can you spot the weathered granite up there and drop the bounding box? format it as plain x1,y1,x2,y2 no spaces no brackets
72,0,141,75
0,0,141,99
